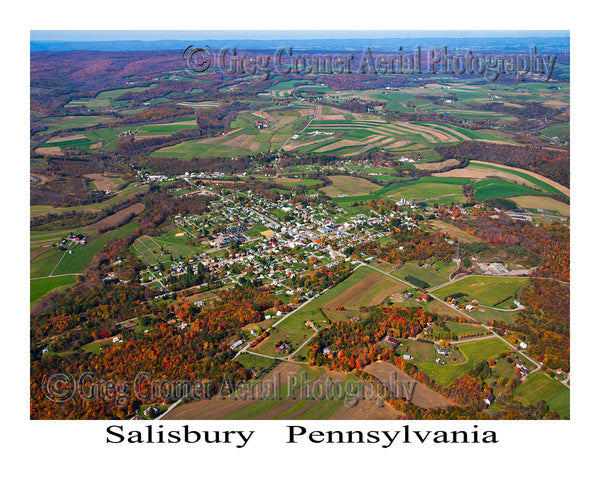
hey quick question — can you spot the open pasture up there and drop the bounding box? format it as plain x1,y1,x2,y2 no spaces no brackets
414,337,509,387
86,85,155,109
151,107,309,159
512,196,570,216
37,115,117,134
432,276,530,307
390,261,457,288
319,175,380,197
512,372,568,408
323,271,404,311
30,183,149,219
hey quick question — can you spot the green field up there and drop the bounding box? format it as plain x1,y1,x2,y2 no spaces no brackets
132,234,200,266
540,122,569,141
320,175,380,197
30,183,149,219
433,276,529,307
37,115,118,134
332,177,470,210
470,162,567,198
379,176,469,202
86,85,155,109
513,372,569,417
445,321,488,336
464,306,520,326
236,353,279,372
413,337,509,387
546,388,570,419
390,261,456,288
31,222,140,305
136,118,198,136
151,107,309,159
52,222,139,275
471,179,545,201
30,275,78,306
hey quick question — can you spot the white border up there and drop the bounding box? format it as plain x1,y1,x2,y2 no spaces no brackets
5,1,596,478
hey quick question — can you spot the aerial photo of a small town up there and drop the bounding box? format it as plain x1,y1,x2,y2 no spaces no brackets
30,31,570,420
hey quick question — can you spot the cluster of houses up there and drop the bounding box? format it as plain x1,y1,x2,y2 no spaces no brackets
61,232,86,246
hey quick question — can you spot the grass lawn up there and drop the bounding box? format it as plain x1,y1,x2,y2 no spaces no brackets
30,248,64,278
379,177,468,204
250,315,317,358
30,275,78,306
493,353,536,380
38,115,117,134
392,339,438,363
390,261,456,288
432,276,529,307
547,388,570,419
53,222,139,275
413,337,509,387
445,321,488,336
471,179,545,201
236,353,279,372
320,175,380,197
512,372,567,406
465,306,520,326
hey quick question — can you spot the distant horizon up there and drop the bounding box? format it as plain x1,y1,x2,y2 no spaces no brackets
31,30,570,42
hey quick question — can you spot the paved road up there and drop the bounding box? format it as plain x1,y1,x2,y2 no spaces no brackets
31,273,83,280
361,262,546,377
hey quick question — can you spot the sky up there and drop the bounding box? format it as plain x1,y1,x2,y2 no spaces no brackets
30,30,569,42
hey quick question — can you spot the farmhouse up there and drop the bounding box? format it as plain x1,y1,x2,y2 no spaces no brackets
435,345,451,357
386,337,401,348
230,339,244,350
514,361,530,376
276,342,291,354
484,393,495,406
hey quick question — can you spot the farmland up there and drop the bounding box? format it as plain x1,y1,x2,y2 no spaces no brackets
30,183,149,219
162,362,398,420
30,275,79,306
432,276,530,307
413,337,509,387
512,372,569,417
319,175,380,197
29,35,570,423
30,222,140,305
389,260,457,288
151,107,311,159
